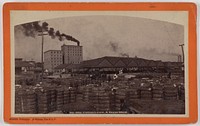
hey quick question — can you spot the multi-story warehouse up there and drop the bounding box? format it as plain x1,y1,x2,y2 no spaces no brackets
44,50,63,72
61,44,83,64
44,44,83,73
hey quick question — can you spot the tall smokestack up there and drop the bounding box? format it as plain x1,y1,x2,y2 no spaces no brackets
77,42,80,46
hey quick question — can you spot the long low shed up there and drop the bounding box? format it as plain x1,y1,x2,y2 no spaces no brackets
55,56,183,70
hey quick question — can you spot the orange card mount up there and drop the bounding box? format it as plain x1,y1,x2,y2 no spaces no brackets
3,2,197,124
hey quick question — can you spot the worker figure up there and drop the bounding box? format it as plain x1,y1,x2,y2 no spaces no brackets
113,74,118,80
168,71,171,79
120,99,132,114
120,99,126,111
111,88,117,95
119,69,123,74
107,75,111,82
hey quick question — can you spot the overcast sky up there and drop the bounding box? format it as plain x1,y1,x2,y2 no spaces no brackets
15,15,184,62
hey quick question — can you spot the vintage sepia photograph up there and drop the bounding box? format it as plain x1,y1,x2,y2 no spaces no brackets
13,11,187,115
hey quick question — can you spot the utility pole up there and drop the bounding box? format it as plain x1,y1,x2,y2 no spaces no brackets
38,31,48,82
179,44,184,63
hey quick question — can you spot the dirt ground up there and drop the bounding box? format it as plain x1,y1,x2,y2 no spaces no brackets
129,99,185,114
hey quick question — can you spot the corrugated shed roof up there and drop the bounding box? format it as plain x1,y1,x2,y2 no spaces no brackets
128,60,138,67
81,56,148,68
55,56,180,69
97,59,113,68
81,57,105,68
114,59,126,67
104,56,120,65
121,58,132,66
136,59,147,67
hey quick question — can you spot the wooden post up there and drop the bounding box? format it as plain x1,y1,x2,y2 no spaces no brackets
38,32,48,82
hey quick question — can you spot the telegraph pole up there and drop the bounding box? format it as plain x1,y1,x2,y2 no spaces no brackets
179,44,185,76
179,44,184,63
38,31,48,82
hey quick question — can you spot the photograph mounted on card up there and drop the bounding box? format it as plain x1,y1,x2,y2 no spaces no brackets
3,2,197,124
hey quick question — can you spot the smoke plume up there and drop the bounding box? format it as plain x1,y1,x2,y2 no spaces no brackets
16,21,80,46
120,53,129,57
109,41,119,52
109,41,129,57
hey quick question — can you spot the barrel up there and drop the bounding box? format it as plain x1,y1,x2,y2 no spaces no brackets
127,88,140,103
22,91,37,114
140,83,152,100
15,88,24,114
56,88,64,111
36,89,50,114
69,88,77,103
152,84,163,100
98,91,110,112
49,88,57,112
63,87,70,105
76,93,84,102
164,85,178,100
83,86,92,102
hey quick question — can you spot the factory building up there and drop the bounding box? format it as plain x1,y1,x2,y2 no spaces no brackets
61,44,83,64
44,50,63,72
44,44,83,73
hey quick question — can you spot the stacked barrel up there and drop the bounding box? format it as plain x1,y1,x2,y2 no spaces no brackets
69,87,77,103
178,84,185,101
36,89,50,114
83,86,92,102
109,81,132,111
140,83,152,100
116,89,127,100
63,87,70,105
76,93,84,102
109,91,118,111
14,77,185,114
63,86,83,105
56,87,64,111
48,87,57,112
23,90,38,114
152,84,164,100
110,89,127,111
164,85,178,100
15,88,37,114
90,87,99,111
127,88,140,103
97,88,110,112
15,86,24,113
